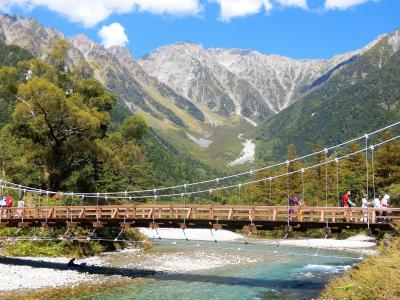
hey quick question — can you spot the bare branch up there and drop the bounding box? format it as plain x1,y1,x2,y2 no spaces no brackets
15,96,35,116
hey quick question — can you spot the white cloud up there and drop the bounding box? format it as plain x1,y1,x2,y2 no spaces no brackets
324,0,371,10
98,23,128,48
275,0,307,9
211,0,273,22
0,0,378,25
0,0,202,27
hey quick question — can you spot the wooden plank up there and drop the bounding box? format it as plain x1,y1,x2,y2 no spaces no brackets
272,209,277,221
148,208,154,219
228,208,233,220
186,208,192,219
132,206,136,219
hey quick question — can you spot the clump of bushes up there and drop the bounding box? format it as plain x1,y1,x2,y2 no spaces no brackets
0,227,151,257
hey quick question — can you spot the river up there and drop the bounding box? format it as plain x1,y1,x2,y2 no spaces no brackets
3,239,361,300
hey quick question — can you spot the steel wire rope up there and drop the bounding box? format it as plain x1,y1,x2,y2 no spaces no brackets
2,134,400,202
2,121,400,198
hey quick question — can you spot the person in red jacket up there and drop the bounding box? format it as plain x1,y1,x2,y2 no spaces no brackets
343,191,356,207
5,196,13,207
343,191,355,222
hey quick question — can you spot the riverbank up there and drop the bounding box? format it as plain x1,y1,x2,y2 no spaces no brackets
320,237,400,299
0,243,260,293
0,229,376,293
139,228,377,252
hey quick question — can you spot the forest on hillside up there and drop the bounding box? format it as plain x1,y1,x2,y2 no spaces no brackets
0,40,217,197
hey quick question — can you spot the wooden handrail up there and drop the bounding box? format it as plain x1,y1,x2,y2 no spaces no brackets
1,204,398,225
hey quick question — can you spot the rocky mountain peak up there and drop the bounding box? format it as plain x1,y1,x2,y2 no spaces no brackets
387,29,400,52
107,45,135,64
0,14,63,56
69,34,98,59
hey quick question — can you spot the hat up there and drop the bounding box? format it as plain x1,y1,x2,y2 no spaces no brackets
383,194,390,201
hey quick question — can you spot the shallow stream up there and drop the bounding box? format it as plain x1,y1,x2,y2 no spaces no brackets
4,240,361,299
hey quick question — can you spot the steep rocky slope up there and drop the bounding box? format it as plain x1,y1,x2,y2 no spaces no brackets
256,29,400,160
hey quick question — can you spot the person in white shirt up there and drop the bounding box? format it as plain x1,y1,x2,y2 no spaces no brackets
373,197,381,208
373,195,382,222
380,194,390,223
360,195,372,222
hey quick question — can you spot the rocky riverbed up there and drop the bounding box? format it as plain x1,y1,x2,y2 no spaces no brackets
0,230,376,293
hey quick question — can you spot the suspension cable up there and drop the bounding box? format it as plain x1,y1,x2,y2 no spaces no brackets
371,145,376,200
269,177,272,206
2,121,400,198
335,158,340,207
365,134,369,197
324,148,329,227
286,160,290,226
1,134,400,202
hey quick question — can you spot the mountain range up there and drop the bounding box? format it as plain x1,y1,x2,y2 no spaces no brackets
1,14,399,168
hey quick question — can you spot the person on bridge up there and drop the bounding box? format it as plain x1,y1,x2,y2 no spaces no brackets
343,191,356,207
380,194,390,223
4,196,13,207
297,196,305,222
289,197,298,220
343,191,355,222
360,194,373,222
373,196,382,222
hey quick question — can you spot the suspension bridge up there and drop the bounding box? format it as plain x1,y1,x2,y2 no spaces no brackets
0,204,397,231
1,121,400,235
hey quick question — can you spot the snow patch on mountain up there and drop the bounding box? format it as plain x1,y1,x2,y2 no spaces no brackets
228,134,255,166
243,116,257,127
186,132,213,148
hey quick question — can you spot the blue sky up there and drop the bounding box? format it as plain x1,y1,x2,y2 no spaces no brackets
1,0,399,59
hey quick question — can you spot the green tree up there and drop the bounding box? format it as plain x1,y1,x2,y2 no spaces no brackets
5,40,116,191
374,132,400,191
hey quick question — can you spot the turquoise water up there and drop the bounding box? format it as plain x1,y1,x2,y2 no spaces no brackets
68,240,360,300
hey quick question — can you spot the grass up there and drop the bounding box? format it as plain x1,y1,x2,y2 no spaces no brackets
134,88,258,171
0,227,151,258
320,227,400,299
162,118,255,170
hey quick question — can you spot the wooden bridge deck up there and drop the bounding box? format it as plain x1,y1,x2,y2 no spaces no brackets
0,205,398,231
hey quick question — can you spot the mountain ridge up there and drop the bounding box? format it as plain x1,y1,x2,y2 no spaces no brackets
1,13,399,169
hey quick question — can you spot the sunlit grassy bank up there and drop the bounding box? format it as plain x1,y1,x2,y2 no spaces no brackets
320,225,400,299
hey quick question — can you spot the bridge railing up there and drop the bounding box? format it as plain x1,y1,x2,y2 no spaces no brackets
1,205,400,224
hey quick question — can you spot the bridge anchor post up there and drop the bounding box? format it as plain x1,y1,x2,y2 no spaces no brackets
323,227,332,235
0,222,8,228
67,222,79,228
149,222,159,229
212,223,223,231
284,225,293,233
120,222,132,229
243,224,257,234
365,228,373,236
41,222,49,228
18,222,30,228
93,222,105,228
